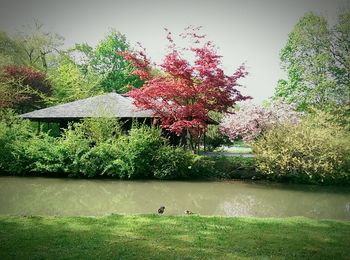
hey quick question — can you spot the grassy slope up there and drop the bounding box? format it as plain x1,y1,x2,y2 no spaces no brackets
0,215,349,259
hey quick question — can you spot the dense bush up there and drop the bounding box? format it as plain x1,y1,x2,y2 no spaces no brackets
57,123,92,176
81,117,122,144
252,114,350,184
0,112,257,180
79,141,119,177
114,125,166,179
153,146,195,179
204,124,231,151
192,156,257,179
10,132,61,174
0,110,34,173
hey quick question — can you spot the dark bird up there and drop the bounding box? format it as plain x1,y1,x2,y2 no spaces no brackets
158,206,165,214
184,210,193,215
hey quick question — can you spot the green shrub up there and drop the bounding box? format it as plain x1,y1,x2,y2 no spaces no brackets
57,122,91,176
114,125,166,179
204,124,231,151
11,133,62,174
0,110,34,173
153,146,195,179
192,156,256,179
79,141,120,177
252,114,350,184
81,117,122,144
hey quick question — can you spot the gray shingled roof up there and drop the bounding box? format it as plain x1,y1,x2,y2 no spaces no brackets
20,93,154,120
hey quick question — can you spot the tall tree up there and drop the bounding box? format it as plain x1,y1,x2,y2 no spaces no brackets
0,32,22,66
13,21,64,71
73,30,143,93
118,27,250,151
274,11,350,111
330,11,350,106
0,21,64,70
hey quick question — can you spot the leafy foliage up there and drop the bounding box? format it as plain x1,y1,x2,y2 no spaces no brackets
0,32,23,67
73,30,143,93
11,132,61,174
0,112,256,180
48,55,102,104
0,21,64,70
0,110,33,173
252,113,350,184
274,11,350,111
57,123,92,176
0,65,52,112
78,141,119,177
202,111,231,151
114,125,166,179
153,146,194,179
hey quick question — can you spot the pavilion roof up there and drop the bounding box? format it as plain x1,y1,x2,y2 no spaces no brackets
20,92,154,120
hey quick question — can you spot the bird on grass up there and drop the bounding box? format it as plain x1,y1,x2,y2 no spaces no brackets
158,206,165,214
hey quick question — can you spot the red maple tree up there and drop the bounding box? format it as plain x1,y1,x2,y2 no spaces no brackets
118,26,250,150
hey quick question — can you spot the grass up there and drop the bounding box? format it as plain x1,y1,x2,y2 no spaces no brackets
0,215,349,259
220,146,253,154
216,141,253,154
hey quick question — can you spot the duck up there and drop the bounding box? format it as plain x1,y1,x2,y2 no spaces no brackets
158,206,165,214
184,210,193,215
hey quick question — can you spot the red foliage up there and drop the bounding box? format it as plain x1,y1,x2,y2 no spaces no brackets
117,26,251,140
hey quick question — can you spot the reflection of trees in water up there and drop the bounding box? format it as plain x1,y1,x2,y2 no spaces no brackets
346,202,350,212
0,177,349,219
221,195,273,217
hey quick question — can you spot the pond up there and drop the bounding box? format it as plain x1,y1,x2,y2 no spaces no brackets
0,177,349,220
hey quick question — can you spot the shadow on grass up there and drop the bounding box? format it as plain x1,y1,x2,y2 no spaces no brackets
0,215,349,259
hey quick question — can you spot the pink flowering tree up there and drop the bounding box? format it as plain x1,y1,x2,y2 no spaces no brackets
220,101,302,142
117,26,250,152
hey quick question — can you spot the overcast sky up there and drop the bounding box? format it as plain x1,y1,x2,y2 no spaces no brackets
0,0,348,103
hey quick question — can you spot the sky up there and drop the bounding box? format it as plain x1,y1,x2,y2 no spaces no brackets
0,0,348,103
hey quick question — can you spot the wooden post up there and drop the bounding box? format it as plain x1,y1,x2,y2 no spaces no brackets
203,132,206,152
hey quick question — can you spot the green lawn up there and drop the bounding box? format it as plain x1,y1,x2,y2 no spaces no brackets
0,215,349,259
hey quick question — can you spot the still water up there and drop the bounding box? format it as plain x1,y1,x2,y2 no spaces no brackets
0,177,349,220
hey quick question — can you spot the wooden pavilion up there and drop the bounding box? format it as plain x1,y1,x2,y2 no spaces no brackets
20,92,155,129
20,92,217,147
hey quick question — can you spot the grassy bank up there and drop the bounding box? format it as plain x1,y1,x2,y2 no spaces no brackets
0,215,349,259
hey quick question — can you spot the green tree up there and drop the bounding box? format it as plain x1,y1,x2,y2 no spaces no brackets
0,21,64,71
73,29,143,93
274,11,350,111
0,32,23,66
330,11,350,106
48,55,102,104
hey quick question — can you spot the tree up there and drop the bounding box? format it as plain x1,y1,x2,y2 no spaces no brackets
48,55,102,104
220,101,302,142
0,21,64,71
118,27,250,151
73,30,143,93
330,11,350,106
0,77,31,109
274,11,350,111
0,65,52,112
0,32,22,67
